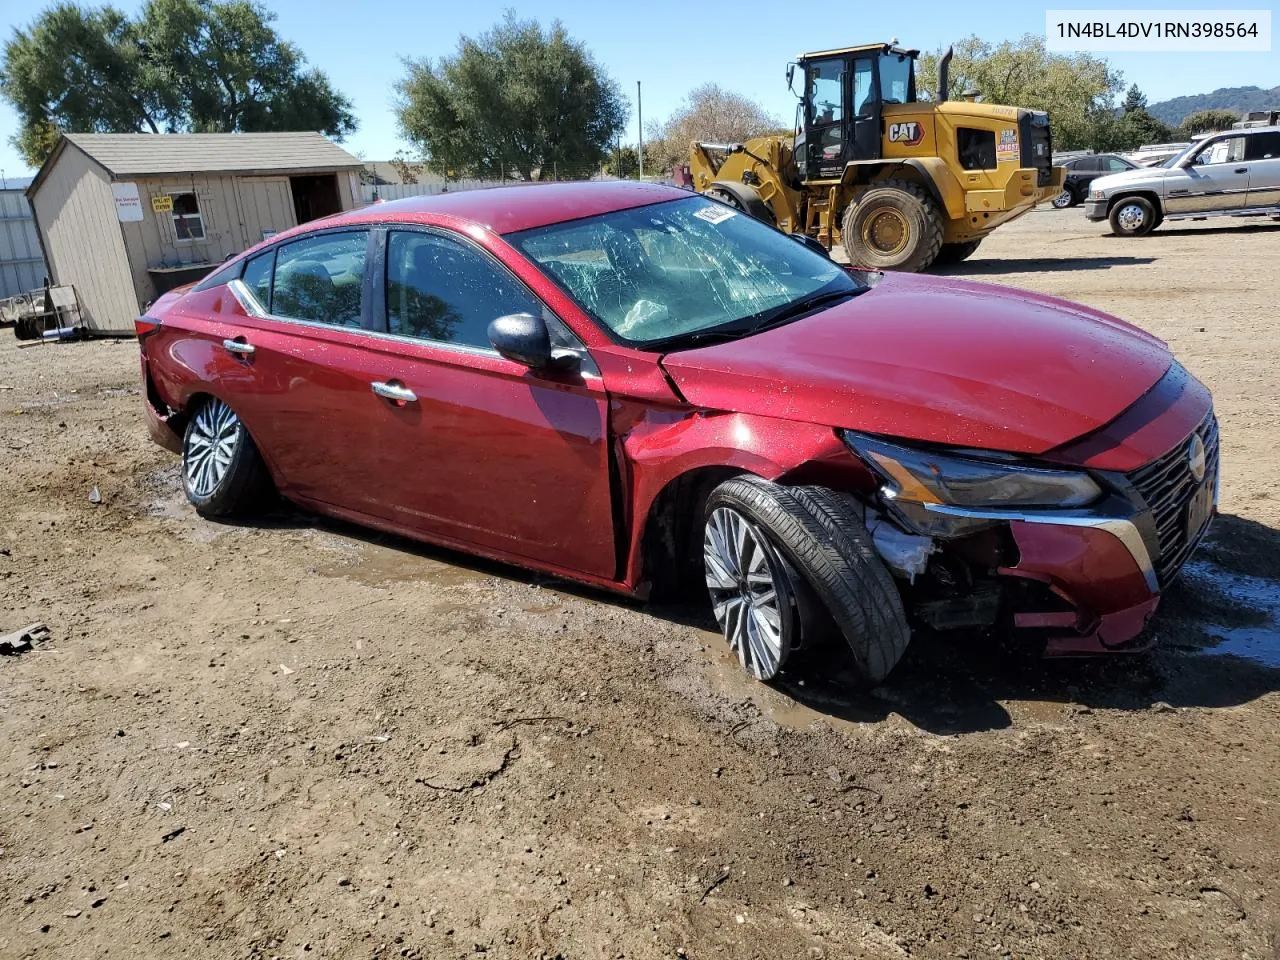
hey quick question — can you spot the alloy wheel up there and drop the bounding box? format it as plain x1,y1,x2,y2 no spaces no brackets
185,398,240,498
1052,189,1073,209
704,506,791,680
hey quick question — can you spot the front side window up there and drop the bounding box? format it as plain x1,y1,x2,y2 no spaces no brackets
271,231,367,327
509,196,859,349
385,231,540,348
878,54,912,105
807,59,843,125
1194,136,1246,166
1103,156,1132,172
170,192,205,241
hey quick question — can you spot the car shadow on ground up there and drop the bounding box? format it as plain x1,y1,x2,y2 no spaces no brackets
224,502,1280,738
935,255,1156,276
1150,221,1280,239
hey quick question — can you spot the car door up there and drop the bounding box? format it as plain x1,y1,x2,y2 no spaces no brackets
1164,135,1250,214
210,227,383,506
1244,131,1280,208
343,227,617,579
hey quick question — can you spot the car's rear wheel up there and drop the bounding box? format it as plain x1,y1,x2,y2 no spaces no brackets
182,397,270,517
1108,196,1157,236
703,477,912,686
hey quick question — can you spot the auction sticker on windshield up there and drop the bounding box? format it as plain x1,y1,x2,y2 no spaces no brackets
695,205,737,225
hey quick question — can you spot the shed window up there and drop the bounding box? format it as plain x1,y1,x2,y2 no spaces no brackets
170,192,206,241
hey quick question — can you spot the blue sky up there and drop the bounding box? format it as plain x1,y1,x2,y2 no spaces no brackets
1,0,1277,178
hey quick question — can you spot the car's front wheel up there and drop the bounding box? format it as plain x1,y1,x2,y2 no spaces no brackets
1108,196,1158,236
182,397,271,517
1051,188,1075,209
703,476,911,686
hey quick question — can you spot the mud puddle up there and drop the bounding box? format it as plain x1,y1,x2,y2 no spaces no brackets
1182,559,1280,667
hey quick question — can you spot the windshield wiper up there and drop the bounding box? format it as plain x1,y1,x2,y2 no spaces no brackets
751,288,861,330
648,287,862,352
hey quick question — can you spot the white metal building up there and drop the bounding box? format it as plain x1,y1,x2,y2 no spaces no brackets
0,177,45,299
26,132,363,334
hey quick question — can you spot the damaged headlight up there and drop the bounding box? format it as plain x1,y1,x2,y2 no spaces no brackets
842,431,1101,537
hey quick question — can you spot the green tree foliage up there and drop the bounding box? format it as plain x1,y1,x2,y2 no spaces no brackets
1177,108,1243,138
1122,84,1147,113
0,0,356,167
604,144,654,179
918,35,1123,150
644,84,782,174
1093,109,1174,152
395,14,628,182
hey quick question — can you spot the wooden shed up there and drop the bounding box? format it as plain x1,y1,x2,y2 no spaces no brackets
26,132,363,335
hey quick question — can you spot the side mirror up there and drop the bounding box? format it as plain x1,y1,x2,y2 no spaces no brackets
786,63,796,94
488,312,578,373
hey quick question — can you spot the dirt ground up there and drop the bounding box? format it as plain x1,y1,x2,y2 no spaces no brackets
2,209,1279,960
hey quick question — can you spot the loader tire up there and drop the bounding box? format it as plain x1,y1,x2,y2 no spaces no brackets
704,476,911,687
704,183,776,225
841,179,944,272
933,239,983,266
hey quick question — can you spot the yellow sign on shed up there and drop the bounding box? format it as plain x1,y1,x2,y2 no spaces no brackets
150,194,174,214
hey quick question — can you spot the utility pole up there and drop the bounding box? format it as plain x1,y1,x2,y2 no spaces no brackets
637,80,644,180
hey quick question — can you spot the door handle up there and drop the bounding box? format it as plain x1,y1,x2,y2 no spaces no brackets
1234,167,1248,174
222,338,254,356
371,381,417,403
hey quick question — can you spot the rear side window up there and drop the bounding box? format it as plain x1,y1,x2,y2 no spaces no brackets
957,128,996,170
1102,156,1131,172
241,251,274,309
385,231,539,349
271,231,368,327
1246,132,1280,160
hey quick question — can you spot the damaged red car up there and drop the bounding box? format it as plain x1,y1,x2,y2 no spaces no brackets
136,182,1218,685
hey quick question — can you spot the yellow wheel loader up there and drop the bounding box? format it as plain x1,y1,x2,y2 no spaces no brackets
686,44,1065,271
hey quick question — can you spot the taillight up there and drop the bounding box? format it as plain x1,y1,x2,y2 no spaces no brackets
135,316,162,343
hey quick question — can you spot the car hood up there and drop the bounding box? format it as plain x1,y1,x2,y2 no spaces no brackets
659,273,1172,455
1091,167,1168,192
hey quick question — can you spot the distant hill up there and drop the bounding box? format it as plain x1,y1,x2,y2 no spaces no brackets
1148,85,1280,126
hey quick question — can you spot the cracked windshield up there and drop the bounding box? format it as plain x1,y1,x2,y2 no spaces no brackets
509,196,857,347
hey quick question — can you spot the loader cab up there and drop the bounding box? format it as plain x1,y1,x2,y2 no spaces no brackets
792,44,918,181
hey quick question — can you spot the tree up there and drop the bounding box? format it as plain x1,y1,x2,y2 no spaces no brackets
604,144,655,179
1178,108,1241,138
918,35,1123,150
395,14,627,182
1094,109,1174,152
644,84,782,174
1,0,356,167
1123,84,1147,113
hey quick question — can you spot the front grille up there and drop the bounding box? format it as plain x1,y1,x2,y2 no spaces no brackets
1127,411,1219,586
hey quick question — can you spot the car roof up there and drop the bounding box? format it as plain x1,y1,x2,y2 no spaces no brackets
328,180,689,236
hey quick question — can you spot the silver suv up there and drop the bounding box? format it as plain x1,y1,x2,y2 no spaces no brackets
1084,125,1280,235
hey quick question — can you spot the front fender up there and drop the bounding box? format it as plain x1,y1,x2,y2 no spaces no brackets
617,409,873,588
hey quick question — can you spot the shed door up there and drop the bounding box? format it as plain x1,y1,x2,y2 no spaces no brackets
234,177,298,250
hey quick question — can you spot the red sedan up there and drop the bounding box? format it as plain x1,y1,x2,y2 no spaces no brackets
136,182,1217,685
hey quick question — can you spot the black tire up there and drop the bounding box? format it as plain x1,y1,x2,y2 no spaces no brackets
704,476,911,687
841,179,944,272
1051,188,1075,209
933,239,983,267
704,183,776,225
1107,195,1158,236
181,397,271,518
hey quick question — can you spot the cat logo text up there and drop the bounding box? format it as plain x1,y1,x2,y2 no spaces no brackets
888,122,925,147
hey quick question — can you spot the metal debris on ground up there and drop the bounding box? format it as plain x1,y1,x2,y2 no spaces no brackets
0,623,50,656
